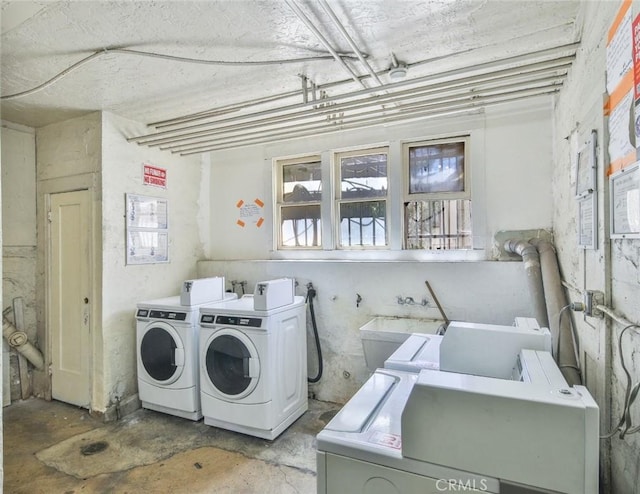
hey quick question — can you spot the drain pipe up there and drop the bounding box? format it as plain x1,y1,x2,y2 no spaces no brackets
530,239,581,386
503,239,549,329
2,314,45,371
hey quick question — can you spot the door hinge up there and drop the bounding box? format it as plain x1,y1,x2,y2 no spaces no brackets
48,364,53,376
47,210,52,223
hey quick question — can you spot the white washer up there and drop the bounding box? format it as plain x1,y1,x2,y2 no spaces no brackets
384,334,442,373
316,368,500,493
199,294,307,440
135,293,235,420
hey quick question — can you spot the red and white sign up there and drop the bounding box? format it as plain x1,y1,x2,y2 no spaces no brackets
143,163,167,188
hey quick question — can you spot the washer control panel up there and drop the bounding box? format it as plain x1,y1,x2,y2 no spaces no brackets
136,309,187,321
199,314,263,328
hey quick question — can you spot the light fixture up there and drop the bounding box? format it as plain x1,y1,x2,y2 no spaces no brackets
388,64,408,81
388,52,408,81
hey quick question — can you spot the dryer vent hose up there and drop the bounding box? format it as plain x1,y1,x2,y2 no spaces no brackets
306,283,323,383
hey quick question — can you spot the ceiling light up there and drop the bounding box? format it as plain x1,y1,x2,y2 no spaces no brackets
389,64,407,81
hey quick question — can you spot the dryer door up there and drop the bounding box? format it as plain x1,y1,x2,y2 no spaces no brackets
204,328,260,400
139,321,185,385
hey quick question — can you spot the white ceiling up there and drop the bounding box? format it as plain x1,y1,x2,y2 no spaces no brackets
1,0,582,153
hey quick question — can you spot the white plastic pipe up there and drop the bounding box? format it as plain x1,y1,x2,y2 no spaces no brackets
2,316,44,371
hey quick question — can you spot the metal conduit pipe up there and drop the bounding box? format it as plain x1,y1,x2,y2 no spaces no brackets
177,86,560,154
130,55,574,143
503,240,549,330
149,67,568,148
147,43,578,130
530,239,581,386
3,315,45,371
318,0,384,87
171,86,562,154
158,76,564,151
284,0,367,88
179,88,559,155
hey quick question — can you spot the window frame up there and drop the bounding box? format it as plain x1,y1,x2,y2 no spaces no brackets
274,154,323,250
334,146,390,250
270,124,486,259
402,135,471,202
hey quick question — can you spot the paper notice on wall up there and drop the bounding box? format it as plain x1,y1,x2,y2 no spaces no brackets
236,198,265,228
607,3,633,95
606,0,636,175
608,89,635,166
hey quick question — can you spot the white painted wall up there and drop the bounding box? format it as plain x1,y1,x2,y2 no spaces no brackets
2,123,37,361
35,111,206,415
2,123,37,407
206,99,553,261
202,99,554,403
198,259,533,403
552,2,640,492
100,112,205,412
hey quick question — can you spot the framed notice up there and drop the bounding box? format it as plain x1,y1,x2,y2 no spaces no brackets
578,194,597,249
610,162,640,239
125,194,169,264
575,130,597,198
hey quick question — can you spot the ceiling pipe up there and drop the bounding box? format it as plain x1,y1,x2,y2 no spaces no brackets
174,87,561,155
130,56,573,144
159,76,565,151
284,0,367,88
317,0,384,87
147,42,578,129
135,64,569,147
177,87,560,155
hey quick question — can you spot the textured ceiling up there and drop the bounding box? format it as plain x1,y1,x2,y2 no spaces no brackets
1,0,582,136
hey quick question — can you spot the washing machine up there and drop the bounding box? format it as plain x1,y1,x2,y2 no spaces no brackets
136,292,236,420
199,294,307,439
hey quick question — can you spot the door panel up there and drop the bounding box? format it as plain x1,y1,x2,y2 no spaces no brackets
50,190,91,407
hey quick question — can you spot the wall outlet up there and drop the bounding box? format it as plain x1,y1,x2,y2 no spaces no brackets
583,290,605,318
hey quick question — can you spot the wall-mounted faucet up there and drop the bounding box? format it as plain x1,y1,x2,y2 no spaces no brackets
396,296,429,306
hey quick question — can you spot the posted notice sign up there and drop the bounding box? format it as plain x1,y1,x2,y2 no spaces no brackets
143,163,167,188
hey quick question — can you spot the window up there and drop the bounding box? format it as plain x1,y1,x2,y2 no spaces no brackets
276,156,322,248
336,148,388,248
403,137,472,250
273,134,476,253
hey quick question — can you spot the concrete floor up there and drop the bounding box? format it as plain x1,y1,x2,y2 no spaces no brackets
4,397,340,494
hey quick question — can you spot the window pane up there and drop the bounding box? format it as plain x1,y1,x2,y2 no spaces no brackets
408,142,464,194
339,201,386,247
280,205,321,247
340,153,387,199
405,199,472,250
282,160,322,203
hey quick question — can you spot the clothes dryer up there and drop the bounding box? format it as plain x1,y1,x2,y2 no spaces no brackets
136,293,235,420
199,294,307,439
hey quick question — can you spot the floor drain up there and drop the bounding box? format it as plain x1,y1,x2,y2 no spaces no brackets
80,441,109,456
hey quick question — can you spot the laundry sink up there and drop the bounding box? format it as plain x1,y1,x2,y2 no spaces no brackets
359,316,446,371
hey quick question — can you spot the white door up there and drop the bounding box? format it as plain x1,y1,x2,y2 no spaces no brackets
49,190,91,407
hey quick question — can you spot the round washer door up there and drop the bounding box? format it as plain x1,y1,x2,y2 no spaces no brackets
204,328,260,400
139,321,185,385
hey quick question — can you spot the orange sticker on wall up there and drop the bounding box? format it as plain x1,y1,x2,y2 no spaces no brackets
236,198,265,228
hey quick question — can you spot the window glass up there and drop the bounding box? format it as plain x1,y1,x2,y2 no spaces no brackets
404,199,472,250
282,160,322,203
408,141,465,194
280,205,321,247
339,153,387,199
339,201,386,246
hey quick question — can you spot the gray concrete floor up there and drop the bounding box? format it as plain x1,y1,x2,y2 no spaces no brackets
4,397,340,494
